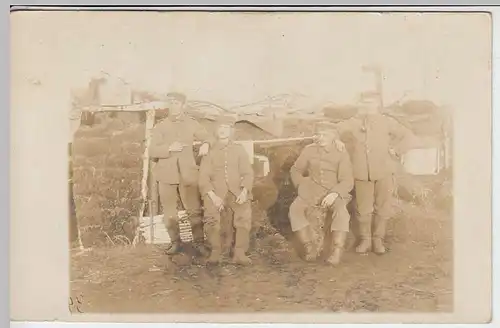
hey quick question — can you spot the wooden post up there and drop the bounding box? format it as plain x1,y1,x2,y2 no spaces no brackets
133,109,156,246
150,164,159,216
362,64,384,108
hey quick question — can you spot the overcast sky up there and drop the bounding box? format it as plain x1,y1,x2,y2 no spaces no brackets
12,11,490,109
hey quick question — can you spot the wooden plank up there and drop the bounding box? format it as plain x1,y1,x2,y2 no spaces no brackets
192,137,313,147
132,109,156,246
80,101,166,112
251,136,314,145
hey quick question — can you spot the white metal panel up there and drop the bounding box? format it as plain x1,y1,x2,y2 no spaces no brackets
139,212,194,245
402,147,440,175
254,155,270,177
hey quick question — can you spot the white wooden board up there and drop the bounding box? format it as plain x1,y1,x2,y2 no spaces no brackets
402,147,441,175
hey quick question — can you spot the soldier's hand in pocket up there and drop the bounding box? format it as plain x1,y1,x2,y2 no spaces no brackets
169,141,185,152
208,191,225,212
236,188,248,204
321,192,339,208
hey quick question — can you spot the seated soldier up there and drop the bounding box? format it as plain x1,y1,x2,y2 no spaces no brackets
199,114,254,266
288,122,354,266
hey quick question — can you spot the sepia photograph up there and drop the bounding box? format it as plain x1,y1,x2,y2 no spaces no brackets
68,10,456,314
10,7,492,323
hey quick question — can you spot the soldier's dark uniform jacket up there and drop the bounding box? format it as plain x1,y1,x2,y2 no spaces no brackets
199,141,253,201
150,114,214,186
289,143,354,233
199,141,254,230
291,143,354,205
334,113,411,181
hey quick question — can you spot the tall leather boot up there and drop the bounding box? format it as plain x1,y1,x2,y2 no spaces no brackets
372,216,387,255
326,231,347,266
205,224,222,264
355,221,372,254
165,217,183,255
232,228,252,265
296,226,317,262
191,222,209,257
220,216,235,258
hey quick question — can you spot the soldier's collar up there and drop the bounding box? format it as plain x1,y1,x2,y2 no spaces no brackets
215,140,232,150
317,143,335,153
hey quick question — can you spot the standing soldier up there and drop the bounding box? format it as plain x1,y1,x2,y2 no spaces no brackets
334,91,414,254
149,92,213,255
199,115,254,265
289,122,354,266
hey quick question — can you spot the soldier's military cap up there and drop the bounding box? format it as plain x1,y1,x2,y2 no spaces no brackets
314,121,340,136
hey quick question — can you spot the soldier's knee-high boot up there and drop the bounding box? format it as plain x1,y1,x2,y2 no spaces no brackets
165,217,182,255
191,222,209,257
326,231,347,266
232,228,252,265
296,226,317,262
372,216,387,254
190,211,208,257
205,223,221,264
355,220,372,253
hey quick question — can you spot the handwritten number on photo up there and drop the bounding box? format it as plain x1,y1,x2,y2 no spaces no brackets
68,294,84,313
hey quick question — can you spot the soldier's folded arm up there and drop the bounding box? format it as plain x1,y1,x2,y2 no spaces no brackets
289,147,310,188
238,145,254,193
149,125,170,158
328,152,354,198
192,119,215,147
198,155,215,196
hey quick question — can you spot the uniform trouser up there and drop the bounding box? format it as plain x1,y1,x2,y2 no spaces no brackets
289,196,351,233
158,182,204,242
354,175,394,239
203,193,252,231
203,193,252,254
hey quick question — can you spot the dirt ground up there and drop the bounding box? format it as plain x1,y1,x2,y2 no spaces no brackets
70,111,453,314
70,203,452,313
